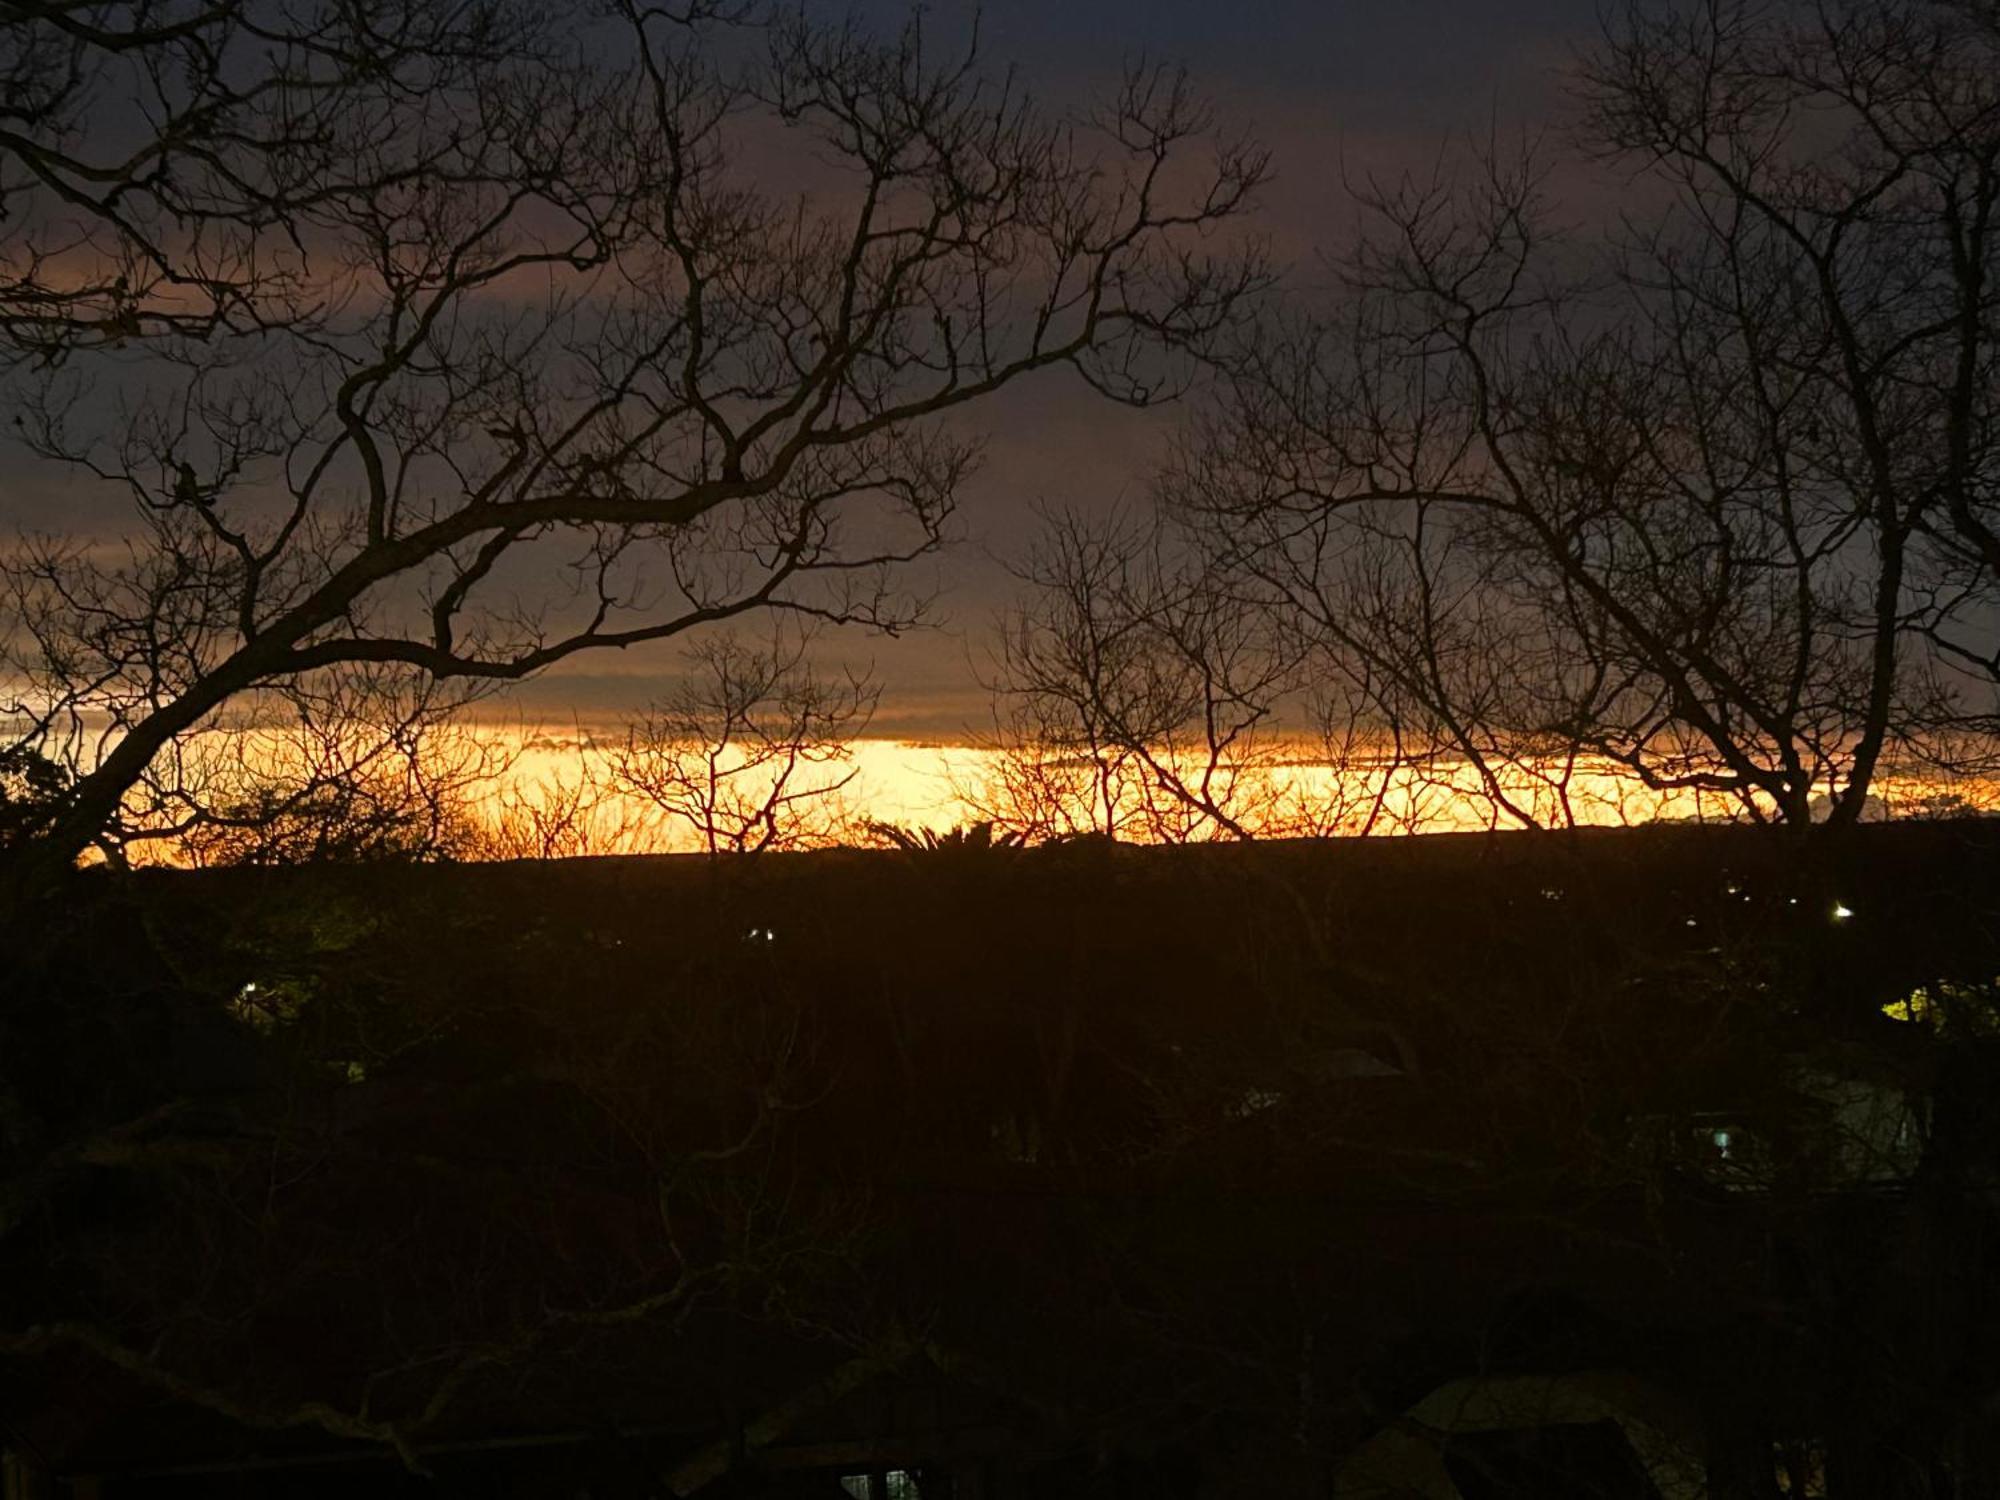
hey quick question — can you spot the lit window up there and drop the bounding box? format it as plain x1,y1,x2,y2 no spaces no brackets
839,1474,920,1499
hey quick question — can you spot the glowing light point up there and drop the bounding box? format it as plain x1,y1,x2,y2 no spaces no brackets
1832,902,1855,922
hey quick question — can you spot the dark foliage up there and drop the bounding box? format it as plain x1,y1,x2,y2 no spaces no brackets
4,824,1999,1496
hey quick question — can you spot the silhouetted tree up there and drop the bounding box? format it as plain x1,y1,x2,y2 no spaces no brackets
0,743,67,848
1017,0,1999,836
867,818,1025,853
0,0,1267,881
979,504,1296,842
983,504,1467,839
612,625,876,854
1,0,548,365
476,740,647,860
100,665,499,866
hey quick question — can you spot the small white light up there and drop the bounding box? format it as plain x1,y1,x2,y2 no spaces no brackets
1832,903,1854,922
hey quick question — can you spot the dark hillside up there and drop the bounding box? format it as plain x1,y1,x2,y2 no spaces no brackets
5,821,1999,1498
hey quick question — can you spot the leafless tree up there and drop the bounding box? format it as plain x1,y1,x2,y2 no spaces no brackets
476,735,651,860
612,625,876,855
1582,1,2000,722
982,497,1525,840
976,503,1394,842
980,505,1189,841
1127,0,2000,834
156,667,502,867
0,0,557,363
0,0,1267,883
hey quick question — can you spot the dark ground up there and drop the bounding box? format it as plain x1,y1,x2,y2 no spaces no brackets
5,820,2000,1497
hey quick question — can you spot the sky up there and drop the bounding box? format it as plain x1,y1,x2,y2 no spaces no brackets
2,0,1615,745
494,0,1616,738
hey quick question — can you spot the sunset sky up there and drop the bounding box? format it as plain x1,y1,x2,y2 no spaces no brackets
498,0,1613,740
1,0,1612,743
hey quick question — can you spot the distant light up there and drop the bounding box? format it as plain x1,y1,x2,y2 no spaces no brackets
1832,903,1855,922
1884,988,1938,1027
744,926,776,944
1232,1087,1284,1118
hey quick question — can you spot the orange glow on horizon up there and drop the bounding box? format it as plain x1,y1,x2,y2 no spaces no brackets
99,720,2000,865
478,732,2000,851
